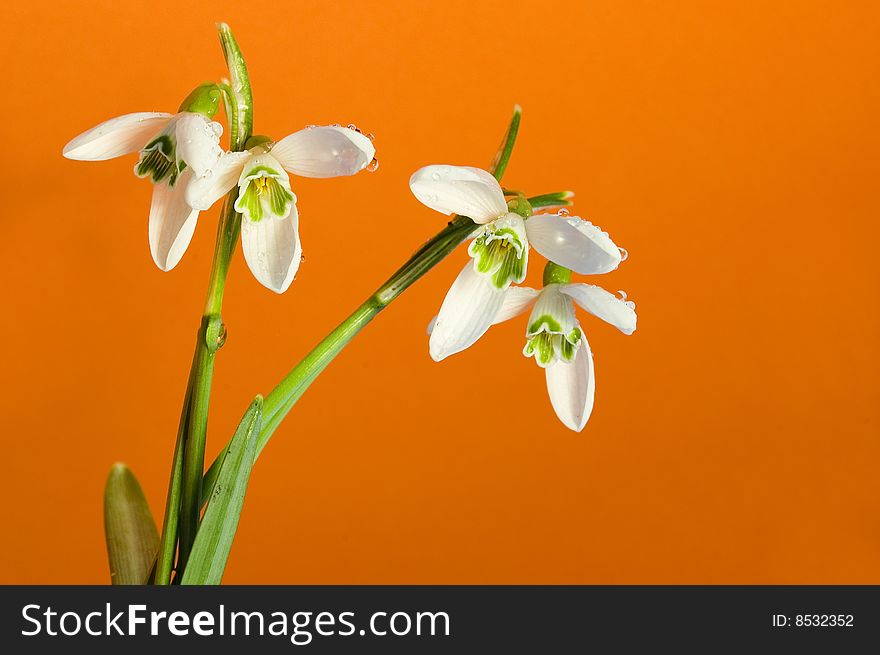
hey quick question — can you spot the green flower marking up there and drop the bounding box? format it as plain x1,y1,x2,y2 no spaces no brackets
524,326,582,366
135,135,181,186
235,166,295,224
469,226,527,289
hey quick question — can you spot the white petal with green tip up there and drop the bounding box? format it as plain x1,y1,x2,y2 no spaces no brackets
63,112,173,161
468,212,529,289
429,260,507,361
148,169,199,271
410,165,508,224
525,214,623,275
241,204,302,294
271,126,375,178
234,153,296,224
522,285,582,368
545,338,595,432
560,283,637,335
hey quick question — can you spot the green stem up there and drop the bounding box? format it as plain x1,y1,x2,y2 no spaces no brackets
260,214,476,451
153,351,195,585
177,196,239,573
155,23,252,583
201,216,476,496
202,105,524,502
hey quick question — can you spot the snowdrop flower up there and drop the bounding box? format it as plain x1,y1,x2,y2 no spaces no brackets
185,126,376,293
62,83,225,271
411,164,626,361
492,267,637,431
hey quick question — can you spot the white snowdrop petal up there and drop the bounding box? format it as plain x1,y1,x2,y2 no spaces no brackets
271,126,375,178
174,112,224,178
492,287,540,325
429,261,507,361
526,214,623,275
185,151,250,211
410,165,508,224
560,284,637,335
545,337,595,432
148,170,199,271
240,205,302,294
63,112,173,161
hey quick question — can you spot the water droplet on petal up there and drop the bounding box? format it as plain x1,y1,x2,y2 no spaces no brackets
618,247,629,261
366,157,380,172
617,290,627,300
347,123,360,132
624,300,636,309
558,208,570,217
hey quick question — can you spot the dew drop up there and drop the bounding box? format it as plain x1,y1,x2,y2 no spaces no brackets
366,157,380,172
624,300,636,309
216,323,228,348
618,247,629,261
558,208,570,217
347,123,360,132
617,290,628,300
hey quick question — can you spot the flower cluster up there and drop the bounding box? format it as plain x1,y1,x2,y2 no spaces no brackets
410,165,637,432
63,87,376,293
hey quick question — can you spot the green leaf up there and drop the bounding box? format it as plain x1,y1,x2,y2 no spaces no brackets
489,104,522,181
527,190,575,209
181,397,263,585
103,463,159,585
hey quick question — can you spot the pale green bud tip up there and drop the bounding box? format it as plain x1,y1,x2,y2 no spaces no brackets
543,261,572,286
178,82,222,118
218,22,244,67
507,196,532,218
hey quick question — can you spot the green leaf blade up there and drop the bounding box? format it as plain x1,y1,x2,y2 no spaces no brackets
103,463,159,585
489,104,522,181
527,190,575,209
181,397,263,585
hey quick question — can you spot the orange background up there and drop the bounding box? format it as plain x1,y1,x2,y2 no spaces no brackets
1,0,878,584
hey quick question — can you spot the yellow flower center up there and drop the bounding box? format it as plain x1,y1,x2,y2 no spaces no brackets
253,176,271,195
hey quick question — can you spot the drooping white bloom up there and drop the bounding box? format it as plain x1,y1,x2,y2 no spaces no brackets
411,164,626,361
493,282,637,432
186,126,376,293
63,111,224,271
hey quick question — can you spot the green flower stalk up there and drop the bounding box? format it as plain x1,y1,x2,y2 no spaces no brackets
169,25,254,580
